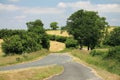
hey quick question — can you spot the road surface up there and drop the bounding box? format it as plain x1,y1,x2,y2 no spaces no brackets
0,53,102,80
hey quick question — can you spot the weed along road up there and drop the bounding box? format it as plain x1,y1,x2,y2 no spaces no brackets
0,53,102,80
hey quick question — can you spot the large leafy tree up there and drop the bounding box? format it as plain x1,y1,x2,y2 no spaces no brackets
50,22,59,30
26,19,50,49
67,9,108,50
26,19,45,34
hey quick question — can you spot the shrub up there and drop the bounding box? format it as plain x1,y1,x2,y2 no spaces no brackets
90,49,108,58
55,36,67,42
48,35,68,43
2,34,42,55
41,34,50,49
65,38,78,48
107,46,120,61
2,35,24,54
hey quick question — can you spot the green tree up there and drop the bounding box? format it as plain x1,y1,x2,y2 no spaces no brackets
104,27,120,46
26,19,50,49
67,9,108,50
50,22,59,30
26,19,45,34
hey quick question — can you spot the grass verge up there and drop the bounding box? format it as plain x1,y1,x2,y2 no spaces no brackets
70,49,120,80
0,49,49,66
0,65,63,80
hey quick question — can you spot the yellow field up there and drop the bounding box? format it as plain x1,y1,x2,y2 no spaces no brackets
108,27,115,32
0,39,3,54
46,30,70,37
49,41,65,52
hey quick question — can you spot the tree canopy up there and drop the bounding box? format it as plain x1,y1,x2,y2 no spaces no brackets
50,22,59,30
66,9,108,50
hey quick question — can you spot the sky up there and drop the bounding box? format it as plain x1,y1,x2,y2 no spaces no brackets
0,0,120,29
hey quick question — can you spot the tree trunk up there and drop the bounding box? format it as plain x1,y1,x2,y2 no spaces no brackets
80,44,83,50
87,45,90,50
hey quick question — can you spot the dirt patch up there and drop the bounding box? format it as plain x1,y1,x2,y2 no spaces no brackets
49,41,65,52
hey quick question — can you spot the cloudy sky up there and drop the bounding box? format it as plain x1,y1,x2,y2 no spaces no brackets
0,0,120,29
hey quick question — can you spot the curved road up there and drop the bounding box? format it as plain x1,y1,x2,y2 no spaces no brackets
0,53,102,80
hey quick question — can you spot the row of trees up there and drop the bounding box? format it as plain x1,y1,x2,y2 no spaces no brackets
2,19,49,55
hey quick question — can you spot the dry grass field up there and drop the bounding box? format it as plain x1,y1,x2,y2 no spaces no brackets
46,30,70,37
0,39,3,54
49,41,65,52
0,65,63,80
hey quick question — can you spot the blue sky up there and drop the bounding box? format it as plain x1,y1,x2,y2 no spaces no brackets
0,0,120,29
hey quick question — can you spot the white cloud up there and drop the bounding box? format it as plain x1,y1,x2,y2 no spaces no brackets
0,3,63,14
23,7,63,14
57,1,120,13
0,3,20,11
58,2,67,8
9,0,19,2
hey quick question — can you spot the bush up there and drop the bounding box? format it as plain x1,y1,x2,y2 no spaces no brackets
2,35,24,54
48,35,67,43
55,36,67,42
107,46,120,61
65,38,78,48
41,34,50,49
2,34,42,55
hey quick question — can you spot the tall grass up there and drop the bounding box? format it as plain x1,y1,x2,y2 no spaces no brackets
71,49,120,75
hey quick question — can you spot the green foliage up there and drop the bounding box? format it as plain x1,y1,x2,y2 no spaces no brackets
67,9,108,50
41,34,50,49
2,35,23,54
48,35,67,43
107,46,120,61
2,33,42,55
71,49,120,75
65,38,78,48
50,22,59,30
90,49,108,58
2,19,50,54
0,29,26,39
26,19,44,32
104,27,120,46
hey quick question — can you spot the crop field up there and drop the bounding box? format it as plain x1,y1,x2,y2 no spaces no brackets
46,30,70,37
0,39,3,54
49,41,65,52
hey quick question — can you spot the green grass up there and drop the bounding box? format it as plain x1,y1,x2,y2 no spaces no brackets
0,65,63,80
71,49,120,75
0,49,49,66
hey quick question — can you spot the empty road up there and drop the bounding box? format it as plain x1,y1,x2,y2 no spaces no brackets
0,53,102,80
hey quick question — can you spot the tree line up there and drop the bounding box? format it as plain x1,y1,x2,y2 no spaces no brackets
0,9,120,55
1,19,49,55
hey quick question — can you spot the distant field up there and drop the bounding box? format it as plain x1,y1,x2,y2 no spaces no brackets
0,39,3,54
108,26,115,32
46,30,70,37
49,41,65,52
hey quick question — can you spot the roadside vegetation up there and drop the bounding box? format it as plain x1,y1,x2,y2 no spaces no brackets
70,49,120,80
0,65,63,80
0,49,49,66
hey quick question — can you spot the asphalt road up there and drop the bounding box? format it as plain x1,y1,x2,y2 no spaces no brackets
0,53,102,80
